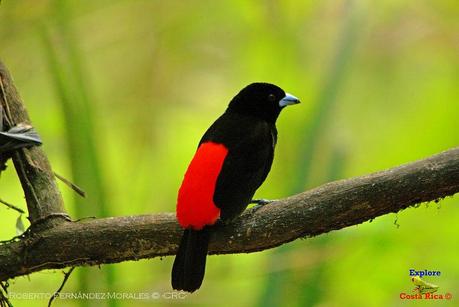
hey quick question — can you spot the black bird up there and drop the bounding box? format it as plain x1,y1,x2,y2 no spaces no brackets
172,83,300,292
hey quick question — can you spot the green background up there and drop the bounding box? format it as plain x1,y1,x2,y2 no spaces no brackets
0,0,458,306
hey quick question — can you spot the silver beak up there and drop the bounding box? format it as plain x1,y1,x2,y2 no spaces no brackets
279,93,300,107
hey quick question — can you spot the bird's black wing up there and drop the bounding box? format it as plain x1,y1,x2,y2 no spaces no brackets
200,112,275,221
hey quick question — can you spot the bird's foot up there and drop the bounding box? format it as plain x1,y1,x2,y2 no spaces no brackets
250,198,276,205
250,198,278,210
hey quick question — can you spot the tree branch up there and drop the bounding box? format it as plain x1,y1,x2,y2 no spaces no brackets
0,147,458,281
0,59,458,283
0,60,68,227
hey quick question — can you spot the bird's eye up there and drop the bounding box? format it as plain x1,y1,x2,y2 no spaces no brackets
268,94,276,102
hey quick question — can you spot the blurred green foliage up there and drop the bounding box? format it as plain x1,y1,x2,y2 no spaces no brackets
0,0,458,306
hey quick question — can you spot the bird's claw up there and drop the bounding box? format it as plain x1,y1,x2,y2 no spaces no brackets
251,198,275,205
250,199,277,210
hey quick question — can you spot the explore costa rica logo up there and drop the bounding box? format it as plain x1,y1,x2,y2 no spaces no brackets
399,269,452,300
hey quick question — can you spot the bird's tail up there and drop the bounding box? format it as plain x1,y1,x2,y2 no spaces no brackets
171,227,210,292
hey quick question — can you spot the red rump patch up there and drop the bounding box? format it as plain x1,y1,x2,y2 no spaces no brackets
177,142,228,230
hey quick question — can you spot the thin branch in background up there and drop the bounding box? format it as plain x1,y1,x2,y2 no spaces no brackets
0,281,12,307
0,198,25,214
54,172,86,198
48,267,75,307
0,282,8,294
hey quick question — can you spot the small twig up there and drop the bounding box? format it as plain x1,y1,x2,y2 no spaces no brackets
48,267,75,307
0,282,7,294
0,198,25,214
0,293,12,307
53,172,86,198
0,281,12,307
393,214,400,229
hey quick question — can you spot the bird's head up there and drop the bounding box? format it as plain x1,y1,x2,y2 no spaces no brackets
227,83,300,123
